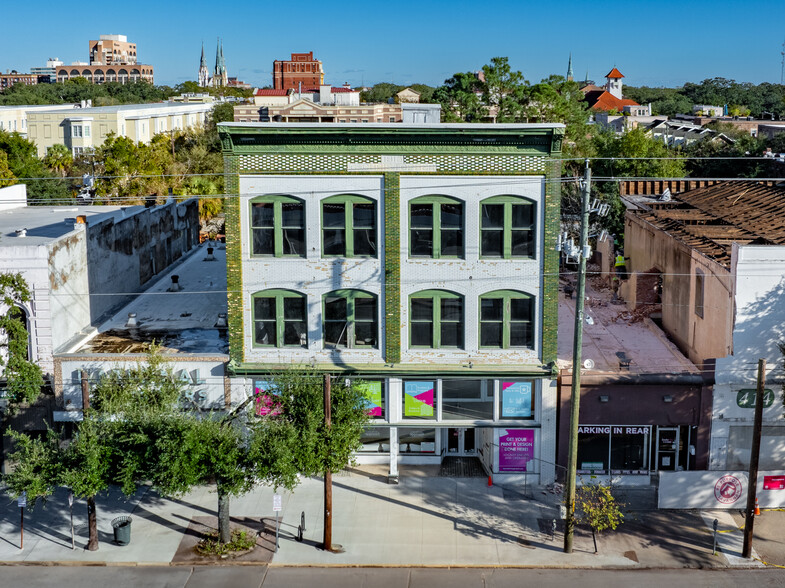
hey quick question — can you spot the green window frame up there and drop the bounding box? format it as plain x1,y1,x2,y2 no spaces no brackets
479,290,534,349
323,289,378,349
321,195,377,257
480,196,536,259
250,195,305,257
409,290,464,349
409,195,464,258
252,289,308,348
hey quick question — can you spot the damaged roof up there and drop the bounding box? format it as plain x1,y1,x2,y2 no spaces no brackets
623,181,785,268
68,242,228,355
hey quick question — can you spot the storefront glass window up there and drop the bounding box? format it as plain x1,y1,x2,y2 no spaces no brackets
577,429,610,473
400,428,437,454
442,379,493,420
358,427,390,453
356,380,385,419
577,425,651,474
402,381,435,419
610,428,648,472
499,381,535,419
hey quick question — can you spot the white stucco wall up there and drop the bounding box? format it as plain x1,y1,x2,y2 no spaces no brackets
58,357,228,410
710,245,785,470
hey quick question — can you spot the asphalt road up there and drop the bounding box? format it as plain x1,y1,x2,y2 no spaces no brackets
0,566,783,588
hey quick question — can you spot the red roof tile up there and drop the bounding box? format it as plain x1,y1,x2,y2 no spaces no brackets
586,90,641,112
254,89,289,96
605,67,624,79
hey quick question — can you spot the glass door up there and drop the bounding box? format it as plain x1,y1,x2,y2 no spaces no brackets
447,428,476,455
656,427,679,470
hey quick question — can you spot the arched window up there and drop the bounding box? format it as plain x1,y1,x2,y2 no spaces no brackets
322,194,376,257
323,290,378,349
409,290,463,348
479,290,534,349
409,195,464,258
252,289,307,347
480,196,536,258
250,195,305,257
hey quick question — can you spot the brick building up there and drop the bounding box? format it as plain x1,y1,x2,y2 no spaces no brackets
273,52,324,91
218,122,564,484
0,72,38,90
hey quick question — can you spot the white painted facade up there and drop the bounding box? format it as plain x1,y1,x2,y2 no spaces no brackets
237,171,556,484
709,245,785,471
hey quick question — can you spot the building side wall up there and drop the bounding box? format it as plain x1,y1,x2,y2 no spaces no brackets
709,245,785,470
623,213,732,365
84,198,200,326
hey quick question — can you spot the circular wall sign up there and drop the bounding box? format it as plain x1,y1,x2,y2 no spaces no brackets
714,475,743,504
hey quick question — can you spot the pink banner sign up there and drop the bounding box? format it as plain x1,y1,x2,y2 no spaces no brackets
499,429,534,472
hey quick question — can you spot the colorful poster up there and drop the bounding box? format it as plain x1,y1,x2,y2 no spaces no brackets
254,380,281,417
357,381,383,417
404,381,434,417
501,382,533,418
498,429,534,472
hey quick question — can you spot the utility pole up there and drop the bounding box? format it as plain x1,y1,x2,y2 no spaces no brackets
563,159,592,554
742,358,766,558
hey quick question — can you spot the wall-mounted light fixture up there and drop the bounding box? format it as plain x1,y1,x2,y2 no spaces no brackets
663,395,674,403
599,395,609,403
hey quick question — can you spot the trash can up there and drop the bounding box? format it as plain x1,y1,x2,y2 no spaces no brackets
111,516,132,546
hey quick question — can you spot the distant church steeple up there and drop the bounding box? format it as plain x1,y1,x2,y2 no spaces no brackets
212,38,227,88
567,53,574,82
198,43,209,87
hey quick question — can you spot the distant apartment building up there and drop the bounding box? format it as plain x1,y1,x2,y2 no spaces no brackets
273,52,324,91
0,72,38,90
56,34,154,84
89,35,137,66
0,104,81,137
26,102,212,157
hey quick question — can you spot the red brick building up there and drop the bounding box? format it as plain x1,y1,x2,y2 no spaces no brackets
0,73,38,90
273,52,324,91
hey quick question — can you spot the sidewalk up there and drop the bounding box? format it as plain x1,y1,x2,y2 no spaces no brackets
0,468,773,568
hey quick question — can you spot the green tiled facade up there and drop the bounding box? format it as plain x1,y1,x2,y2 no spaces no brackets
220,124,564,375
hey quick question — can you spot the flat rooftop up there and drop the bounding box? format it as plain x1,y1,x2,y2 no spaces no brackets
557,273,699,376
71,242,228,355
32,102,212,115
0,203,143,247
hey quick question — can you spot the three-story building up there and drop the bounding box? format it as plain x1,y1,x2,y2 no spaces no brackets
219,122,564,484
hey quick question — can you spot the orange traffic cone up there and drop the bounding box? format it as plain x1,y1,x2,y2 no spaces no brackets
755,498,760,516
488,475,493,487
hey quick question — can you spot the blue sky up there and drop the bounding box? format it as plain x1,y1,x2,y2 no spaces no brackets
3,0,785,89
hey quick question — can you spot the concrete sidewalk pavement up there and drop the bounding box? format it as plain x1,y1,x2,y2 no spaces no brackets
0,468,767,568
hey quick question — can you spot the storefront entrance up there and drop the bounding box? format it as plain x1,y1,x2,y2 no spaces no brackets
446,427,476,456
656,427,679,470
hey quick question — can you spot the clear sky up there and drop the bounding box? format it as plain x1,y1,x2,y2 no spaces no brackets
3,0,784,89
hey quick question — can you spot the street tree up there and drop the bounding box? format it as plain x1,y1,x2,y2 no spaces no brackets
259,370,370,549
42,144,73,178
0,151,16,186
575,483,624,553
433,72,487,122
481,57,529,122
0,272,44,406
